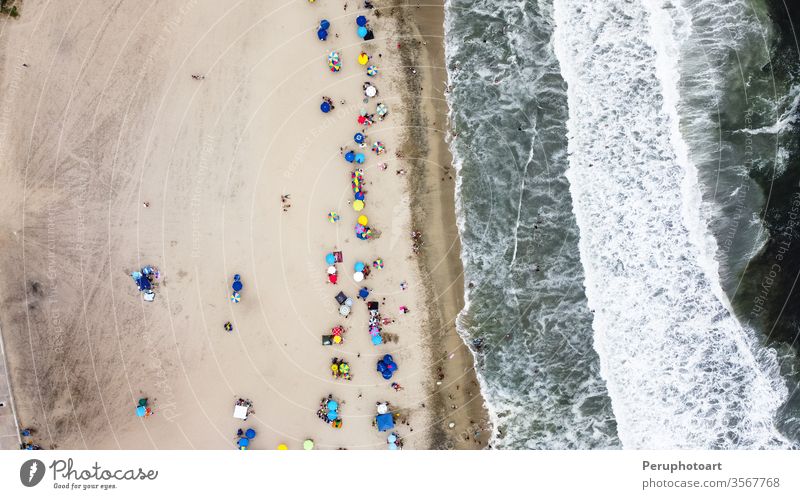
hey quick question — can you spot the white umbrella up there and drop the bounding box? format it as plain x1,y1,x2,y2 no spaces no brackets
377,403,388,414
339,305,351,316
353,271,364,282
327,266,337,275
365,85,377,97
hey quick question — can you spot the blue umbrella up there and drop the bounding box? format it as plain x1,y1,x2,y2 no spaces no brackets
354,261,365,272
372,334,383,345
234,274,241,282
345,151,355,162
388,442,398,450
327,400,338,411
232,280,243,292
320,101,331,113
325,253,336,265
354,153,365,164
382,370,393,379
317,29,328,41
136,406,146,417
355,192,365,201
320,19,330,30
359,287,369,299
357,26,368,38
327,410,338,420
238,438,249,447
354,133,364,144
245,428,256,439
356,16,367,26
383,354,393,364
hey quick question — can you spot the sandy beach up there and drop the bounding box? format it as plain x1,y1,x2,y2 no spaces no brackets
0,0,488,450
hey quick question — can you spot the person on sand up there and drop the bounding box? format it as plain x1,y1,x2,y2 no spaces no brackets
224,322,233,333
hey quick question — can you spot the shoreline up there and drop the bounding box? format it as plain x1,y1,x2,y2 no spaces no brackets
389,0,491,449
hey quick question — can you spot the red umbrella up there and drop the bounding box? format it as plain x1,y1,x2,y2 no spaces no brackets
329,274,338,284
358,115,366,124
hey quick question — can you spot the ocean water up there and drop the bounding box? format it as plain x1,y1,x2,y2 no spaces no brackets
445,0,800,448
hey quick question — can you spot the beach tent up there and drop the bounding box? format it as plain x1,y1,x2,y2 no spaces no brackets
136,275,151,291
376,413,394,432
335,291,348,304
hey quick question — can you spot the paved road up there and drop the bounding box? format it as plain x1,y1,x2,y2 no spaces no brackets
0,328,21,450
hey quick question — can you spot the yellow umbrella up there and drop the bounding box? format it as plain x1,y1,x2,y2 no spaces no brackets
358,52,369,65
331,364,339,372
357,215,368,225
333,335,342,344
353,200,365,211
277,444,288,450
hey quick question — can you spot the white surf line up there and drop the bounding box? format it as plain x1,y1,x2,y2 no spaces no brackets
509,143,534,269
0,324,22,449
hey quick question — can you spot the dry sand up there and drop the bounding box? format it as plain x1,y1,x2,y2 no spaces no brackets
0,0,488,450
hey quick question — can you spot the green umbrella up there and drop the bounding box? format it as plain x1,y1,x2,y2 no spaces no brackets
303,439,314,450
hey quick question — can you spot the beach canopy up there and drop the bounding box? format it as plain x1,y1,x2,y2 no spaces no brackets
355,153,365,164
245,428,256,439
317,29,328,41
232,280,243,292
136,275,151,291
303,439,314,450
233,404,249,420
327,400,339,411
354,261,365,272
356,15,367,26
320,19,330,30
357,26,368,38
353,199,365,211
359,287,369,299
353,272,364,282
335,291,348,304
354,132,365,144
326,253,336,265
320,101,331,113
345,150,355,162
136,406,146,417
376,413,394,431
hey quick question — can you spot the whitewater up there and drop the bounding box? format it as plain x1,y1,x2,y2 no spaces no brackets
552,0,789,448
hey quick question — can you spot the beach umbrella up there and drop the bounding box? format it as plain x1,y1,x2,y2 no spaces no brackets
357,215,368,226
277,444,288,450
339,304,351,316
317,29,328,41
358,52,369,65
369,326,380,335
327,266,337,275
333,335,342,344
353,272,364,282
355,192,365,201
353,199,365,211
388,443,398,450
320,19,330,30
320,101,331,113
328,211,340,223
340,363,350,374
354,132,365,144
373,258,383,269
388,433,397,443
325,253,336,265
230,292,241,303
376,103,388,116
356,15,367,26
327,400,339,411
233,274,241,281
383,354,394,364
245,428,256,439
327,410,338,420
345,150,355,162
357,115,367,125
357,26,368,38
354,261,365,272
366,65,378,77
372,141,385,154
238,438,250,447
377,403,388,414
136,406,146,417
359,287,370,299
365,85,377,97
355,153,365,164
331,363,339,373
303,439,314,450
329,274,338,284
232,280,243,292
372,335,383,345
